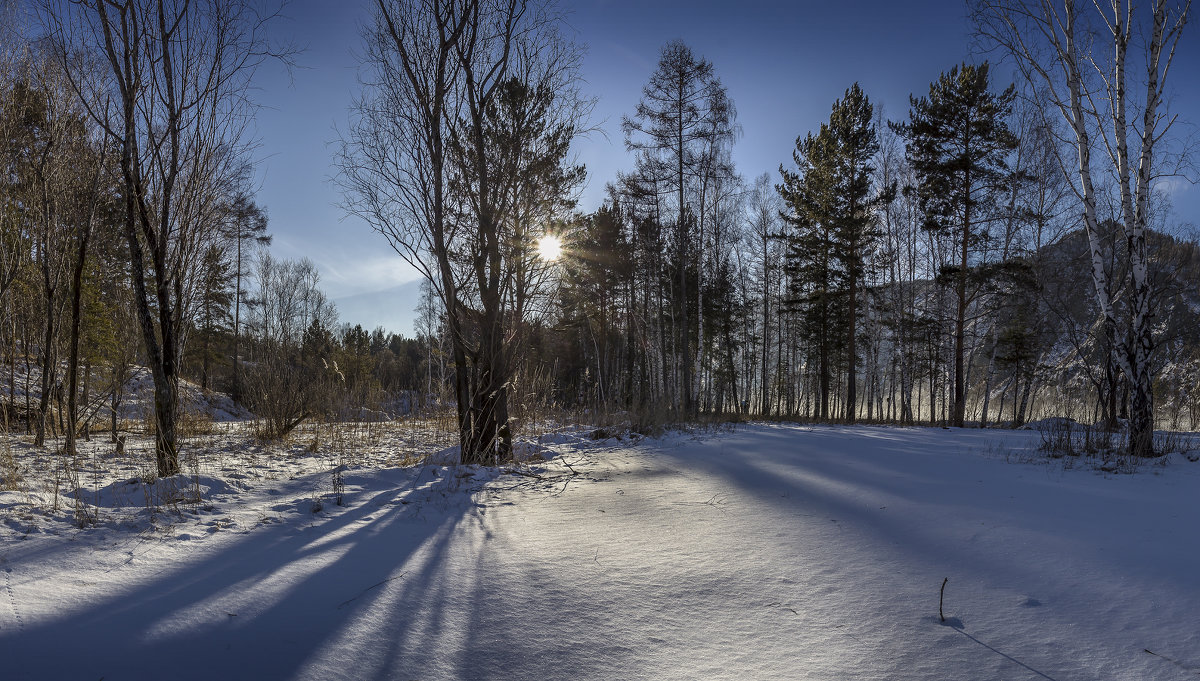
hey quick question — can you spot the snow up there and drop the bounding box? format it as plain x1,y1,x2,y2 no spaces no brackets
3,364,254,425
121,367,255,423
2,423,1199,680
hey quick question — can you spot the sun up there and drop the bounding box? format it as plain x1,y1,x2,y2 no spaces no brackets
537,234,563,261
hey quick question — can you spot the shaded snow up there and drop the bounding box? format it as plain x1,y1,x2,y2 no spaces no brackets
1,424,1198,680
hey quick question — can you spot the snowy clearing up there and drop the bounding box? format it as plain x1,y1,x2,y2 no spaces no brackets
1,423,1199,680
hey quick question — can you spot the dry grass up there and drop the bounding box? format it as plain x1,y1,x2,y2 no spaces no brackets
0,438,21,491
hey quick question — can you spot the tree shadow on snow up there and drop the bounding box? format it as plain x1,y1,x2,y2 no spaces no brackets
2,466,483,681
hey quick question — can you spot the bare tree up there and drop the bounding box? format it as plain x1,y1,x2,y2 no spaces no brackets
974,0,1191,455
39,0,285,475
747,173,780,415
339,0,472,456
340,0,587,464
220,189,270,402
243,254,338,437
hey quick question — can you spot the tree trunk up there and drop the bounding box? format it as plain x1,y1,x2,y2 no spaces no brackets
151,367,180,477
953,187,969,428
82,360,90,442
34,286,55,447
760,235,771,415
846,252,858,423
232,228,242,402
65,212,93,457
110,367,120,443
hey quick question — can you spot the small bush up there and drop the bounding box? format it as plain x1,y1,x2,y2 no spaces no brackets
1037,419,1076,457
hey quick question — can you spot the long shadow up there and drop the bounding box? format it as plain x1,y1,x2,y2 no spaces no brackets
642,425,1020,586
955,628,1061,681
652,424,1190,584
2,466,477,681
445,500,652,680
637,424,1185,678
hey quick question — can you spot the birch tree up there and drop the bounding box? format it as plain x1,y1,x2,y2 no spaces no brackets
974,0,1191,455
746,173,780,415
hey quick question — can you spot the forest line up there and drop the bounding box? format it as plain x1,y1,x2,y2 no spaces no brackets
0,0,1195,472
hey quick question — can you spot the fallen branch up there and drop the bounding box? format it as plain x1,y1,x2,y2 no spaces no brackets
504,469,545,480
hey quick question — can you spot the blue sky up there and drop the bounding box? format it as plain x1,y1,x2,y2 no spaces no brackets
250,0,1200,335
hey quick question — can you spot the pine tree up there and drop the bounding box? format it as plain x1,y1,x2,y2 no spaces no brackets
192,245,234,392
827,84,888,422
220,192,270,403
779,127,842,419
893,63,1016,428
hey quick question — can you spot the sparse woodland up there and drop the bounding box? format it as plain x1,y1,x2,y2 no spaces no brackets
0,0,1196,480
4,4,1200,680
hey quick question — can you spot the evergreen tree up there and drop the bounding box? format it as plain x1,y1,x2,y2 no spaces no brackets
892,63,1016,428
826,84,888,422
559,203,632,408
623,40,735,416
191,244,234,391
779,126,842,419
220,192,270,402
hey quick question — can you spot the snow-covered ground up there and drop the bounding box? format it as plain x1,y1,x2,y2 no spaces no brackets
1,423,1199,680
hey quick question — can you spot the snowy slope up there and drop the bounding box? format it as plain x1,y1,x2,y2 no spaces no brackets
3,364,253,424
1,424,1198,680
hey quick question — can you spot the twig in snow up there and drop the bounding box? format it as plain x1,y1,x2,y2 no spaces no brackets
504,468,545,481
940,577,948,622
765,601,799,615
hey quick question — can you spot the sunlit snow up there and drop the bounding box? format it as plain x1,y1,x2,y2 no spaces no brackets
2,424,1198,680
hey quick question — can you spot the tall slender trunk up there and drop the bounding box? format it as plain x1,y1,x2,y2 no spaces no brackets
760,242,771,415
22,319,31,434
1016,370,1034,427
676,82,693,417
232,230,242,402
7,304,14,429
953,166,970,428
980,332,998,428
65,209,94,457
846,245,858,423
35,274,56,447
